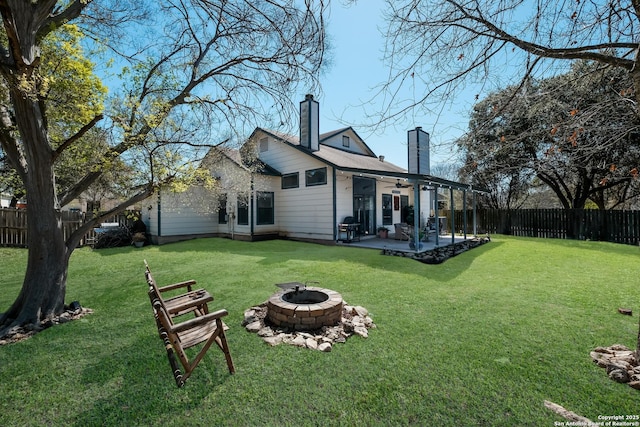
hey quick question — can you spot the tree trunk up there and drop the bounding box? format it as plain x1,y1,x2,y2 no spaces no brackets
0,89,71,337
637,313,640,363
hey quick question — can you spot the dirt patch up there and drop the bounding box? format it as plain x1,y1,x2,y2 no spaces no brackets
0,303,93,345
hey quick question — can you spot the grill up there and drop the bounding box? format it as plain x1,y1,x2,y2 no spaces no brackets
338,216,360,242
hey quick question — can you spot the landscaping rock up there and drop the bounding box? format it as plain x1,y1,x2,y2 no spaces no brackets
245,321,263,333
263,336,283,346
609,369,630,383
318,342,332,352
242,299,375,350
383,236,491,263
306,338,318,350
591,344,639,391
354,326,368,338
257,327,274,337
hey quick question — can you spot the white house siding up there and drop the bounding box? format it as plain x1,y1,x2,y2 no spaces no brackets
334,172,354,226
257,132,335,240
321,129,371,156
156,186,219,236
143,193,158,235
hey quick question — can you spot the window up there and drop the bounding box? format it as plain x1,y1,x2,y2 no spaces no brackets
305,167,327,186
218,194,227,224
237,197,249,225
86,200,100,213
259,137,269,152
382,194,392,225
281,172,299,189
256,192,274,225
342,135,350,147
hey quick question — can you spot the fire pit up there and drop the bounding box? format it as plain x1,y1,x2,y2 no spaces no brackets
267,283,343,331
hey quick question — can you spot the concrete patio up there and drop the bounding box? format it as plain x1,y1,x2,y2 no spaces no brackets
336,233,473,253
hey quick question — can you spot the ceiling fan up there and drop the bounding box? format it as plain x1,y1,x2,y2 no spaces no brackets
385,179,411,188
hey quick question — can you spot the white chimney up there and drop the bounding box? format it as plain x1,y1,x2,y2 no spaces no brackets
300,94,319,152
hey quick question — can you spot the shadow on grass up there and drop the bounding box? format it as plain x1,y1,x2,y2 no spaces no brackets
90,237,502,282
73,333,234,426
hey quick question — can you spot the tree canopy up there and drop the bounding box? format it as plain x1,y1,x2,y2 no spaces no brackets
0,0,327,338
458,61,640,210
376,0,640,123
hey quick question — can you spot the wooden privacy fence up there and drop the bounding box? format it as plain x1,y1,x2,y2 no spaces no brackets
447,208,640,246
0,208,140,248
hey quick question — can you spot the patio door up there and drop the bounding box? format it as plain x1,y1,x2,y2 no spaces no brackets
353,177,376,236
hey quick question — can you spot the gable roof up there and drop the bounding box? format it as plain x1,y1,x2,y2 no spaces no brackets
252,127,488,193
256,127,405,174
204,145,281,176
319,127,376,157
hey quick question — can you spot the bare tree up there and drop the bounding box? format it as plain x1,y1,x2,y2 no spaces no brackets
376,0,640,122
0,0,327,338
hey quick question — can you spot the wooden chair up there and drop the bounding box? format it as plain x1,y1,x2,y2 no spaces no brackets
144,259,213,318
150,294,235,387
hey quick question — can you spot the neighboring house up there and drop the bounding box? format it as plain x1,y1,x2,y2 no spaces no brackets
145,95,482,245
1,192,12,208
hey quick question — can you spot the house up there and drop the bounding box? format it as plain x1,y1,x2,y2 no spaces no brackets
144,95,483,245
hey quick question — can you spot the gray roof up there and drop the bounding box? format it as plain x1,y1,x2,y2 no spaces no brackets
313,144,406,174
257,127,488,193
259,128,405,174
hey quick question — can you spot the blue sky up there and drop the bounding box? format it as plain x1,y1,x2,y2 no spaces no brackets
312,0,477,169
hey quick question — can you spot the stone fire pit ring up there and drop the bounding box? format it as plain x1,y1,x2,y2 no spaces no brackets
266,286,343,331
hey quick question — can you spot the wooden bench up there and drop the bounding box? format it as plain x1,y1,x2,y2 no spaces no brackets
144,260,213,318
145,261,235,387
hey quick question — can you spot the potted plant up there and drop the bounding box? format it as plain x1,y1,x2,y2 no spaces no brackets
132,232,146,248
408,228,425,250
377,226,389,239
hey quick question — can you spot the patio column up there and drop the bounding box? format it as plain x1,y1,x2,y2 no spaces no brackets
450,187,455,245
473,188,478,236
413,182,420,253
463,188,467,239
434,189,439,246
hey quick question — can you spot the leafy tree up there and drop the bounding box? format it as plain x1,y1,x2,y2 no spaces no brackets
458,61,640,214
0,24,107,202
0,0,327,338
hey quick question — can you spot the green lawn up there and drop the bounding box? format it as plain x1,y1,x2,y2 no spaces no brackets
0,236,638,426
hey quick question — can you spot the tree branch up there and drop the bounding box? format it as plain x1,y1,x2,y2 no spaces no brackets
51,113,104,162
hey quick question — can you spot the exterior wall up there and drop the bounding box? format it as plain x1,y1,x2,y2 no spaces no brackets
154,185,219,237
257,132,335,240
146,153,256,243
321,128,372,155
252,174,280,237
334,172,353,232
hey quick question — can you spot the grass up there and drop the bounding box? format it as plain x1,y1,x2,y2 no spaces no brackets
0,235,638,426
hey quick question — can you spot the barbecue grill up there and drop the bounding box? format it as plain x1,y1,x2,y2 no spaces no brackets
337,216,360,242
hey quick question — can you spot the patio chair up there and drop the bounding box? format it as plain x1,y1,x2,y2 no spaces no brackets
144,259,212,318
394,223,409,240
150,295,235,387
